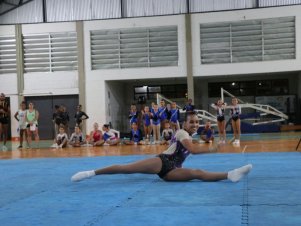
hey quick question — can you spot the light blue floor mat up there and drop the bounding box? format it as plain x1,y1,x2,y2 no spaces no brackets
0,152,300,226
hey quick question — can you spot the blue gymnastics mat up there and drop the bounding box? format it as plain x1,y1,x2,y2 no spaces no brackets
0,152,300,226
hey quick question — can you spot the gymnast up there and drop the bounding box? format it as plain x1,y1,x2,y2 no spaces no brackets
71,112,252,183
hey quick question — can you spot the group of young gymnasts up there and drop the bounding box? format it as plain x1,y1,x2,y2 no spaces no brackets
71,97,251,185
71,110,252,184
2,93,252,184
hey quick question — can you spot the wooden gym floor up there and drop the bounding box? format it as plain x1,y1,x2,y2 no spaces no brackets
1,132,300,160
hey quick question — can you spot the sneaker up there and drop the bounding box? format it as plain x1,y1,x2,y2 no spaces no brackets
71,170,95,182
233,139,240,145
17,145,23,149
228,164,253,182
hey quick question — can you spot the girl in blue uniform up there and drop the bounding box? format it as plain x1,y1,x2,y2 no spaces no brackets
211,99,227,144
159,100,167,127
124,122,143,145
200,121,214,143
72,112,252,183
169,102,180,131
230,98,241,145
129,104,138,126
142,106,152,141
151,104,161,144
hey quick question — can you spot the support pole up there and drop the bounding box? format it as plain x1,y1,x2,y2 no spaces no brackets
185,14,194,102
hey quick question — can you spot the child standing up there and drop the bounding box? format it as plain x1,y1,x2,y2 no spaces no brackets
26,102,39,148
129,104,139,126
14,101,28,149
159,100,167,128
169,102,180,132
151,104,161,144
74,105,89,130
230,97,241,145
142,106,152,141
211,100,227,144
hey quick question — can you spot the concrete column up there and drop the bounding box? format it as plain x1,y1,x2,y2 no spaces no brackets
15,24,24,104
185,14,195,102
76,21,87,134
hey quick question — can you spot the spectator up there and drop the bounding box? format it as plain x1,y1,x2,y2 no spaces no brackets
0,93,10,151
14,101,28,149
52,126,68,148
69,126,85,147
200,121,214,143
26,102,39,149
75,105,89,130
183,98,195,113
124,122,143,145
89,123,104,146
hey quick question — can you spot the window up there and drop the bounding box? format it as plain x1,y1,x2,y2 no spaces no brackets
0,35,16,74
200,16,295,64
134,84,186,100
208,79,289,97
91,26,178,70
23,32,78,73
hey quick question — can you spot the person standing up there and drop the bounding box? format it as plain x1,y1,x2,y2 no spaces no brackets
151,104,161,144
14,101,28,149
230,97,241,145
142,106,152,142
60,105,70,136
0,93,10,151
52,105,61,138
129,104,139,126
211,100,227,144
183,98,195,113
26,102,39,148
74,105,89,130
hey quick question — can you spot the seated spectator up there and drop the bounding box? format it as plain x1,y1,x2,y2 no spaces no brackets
102,124,120,145
69,126,85,147
160,121,174,145
200,121,214,143
89,123,104,146
124,122,143,145
52,126,68,148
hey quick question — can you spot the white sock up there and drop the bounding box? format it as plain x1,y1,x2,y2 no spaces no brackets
71,170,96,182
227,164,252,182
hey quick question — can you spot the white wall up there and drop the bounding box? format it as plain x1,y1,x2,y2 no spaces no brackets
191,5,301,76
194,72,300,112
105,81,127,132
84,15,188,132
83,15,187,80
21,22,79,96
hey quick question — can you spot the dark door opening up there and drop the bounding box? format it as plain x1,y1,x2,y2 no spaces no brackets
25,95,79,140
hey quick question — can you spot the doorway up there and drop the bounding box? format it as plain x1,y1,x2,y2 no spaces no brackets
25,95,79,140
